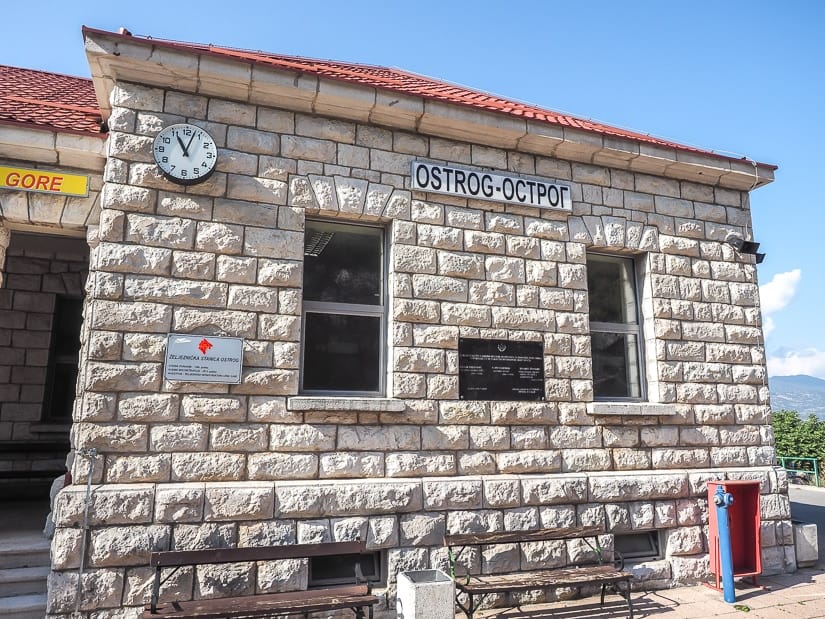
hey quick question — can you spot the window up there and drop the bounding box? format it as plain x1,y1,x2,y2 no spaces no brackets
42,296,83,422
587,254,644,400
614,531,661,562
301,220,385,395
308,551,383,587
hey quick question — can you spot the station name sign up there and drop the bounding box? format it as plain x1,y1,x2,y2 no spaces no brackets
411,161,572,212
164,334,243,384
0,166,90,197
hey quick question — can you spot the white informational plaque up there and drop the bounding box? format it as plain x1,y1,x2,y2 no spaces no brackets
164,333,244,384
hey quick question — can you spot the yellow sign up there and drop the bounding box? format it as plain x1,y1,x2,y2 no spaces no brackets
0,166,89,197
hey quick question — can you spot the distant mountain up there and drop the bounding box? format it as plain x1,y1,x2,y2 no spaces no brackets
769,375,825,420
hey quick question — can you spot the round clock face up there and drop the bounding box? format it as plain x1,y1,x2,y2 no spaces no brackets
152,123,217,185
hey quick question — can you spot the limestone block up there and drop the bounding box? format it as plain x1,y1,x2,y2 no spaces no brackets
588,472,689,502
437,251,484,279
172,251,216,280
612,448,652,470
150,424,208,452
411,274,467,302
96,243,172,275
394,244,437,274
195,221,243,254
491,402,557,425
605,504,631,532
562,449,612,472
538,506,576,530
338,425,420,451
399,513,446,546
248,452,318,480
395,347,445,373
101,183,156,213
257,259,302,287
124,275,227,307
423,478,482,510
482,542,520,574
445,509,503,535
457,452,497,475
525,218,568,241
89,525,170,567
393,300,440,325
652,448,710,469
231,368,298,395
227,285,279,312
482,477,521,508
54,485,155,528
46,568,125,613
497,450,561,474
210,424,268,452
417,224,463,250
441,302,491,327
574,504,606,529
122,565,194,607
468,281,515,305
171,452,246,482
51,528,83,570
105,454,171,483
665,526,704,556
244,228,303,260
258,314,301,341
549,426,601,449
511,427,548,450
521,539,567,570
485,256,526,283
76,393,117,422
385,453,456,477
174,522,237,550
125,213,195,249
318,452,384,479
227,175,287,205
324,479,424,516
204,482,275,521
366,515,399,550
469,427,510,451
270,424,335,451
520,475,587,506
181,395,246,422
194,562,255,600
503,506,540,532
74,422,148,452
155,483,205,523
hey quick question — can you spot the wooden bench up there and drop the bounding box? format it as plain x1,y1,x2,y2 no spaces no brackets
142,540,379,619
445,525,633,619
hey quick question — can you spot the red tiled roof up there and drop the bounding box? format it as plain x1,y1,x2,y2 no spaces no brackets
85,28,768,166
0,65,104,136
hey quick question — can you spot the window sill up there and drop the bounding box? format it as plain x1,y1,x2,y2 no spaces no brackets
287,397,407,413
586,402,676,416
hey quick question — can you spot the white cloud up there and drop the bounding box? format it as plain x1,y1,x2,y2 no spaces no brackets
760,269,801,315
763,316,775,338
768,348,825,380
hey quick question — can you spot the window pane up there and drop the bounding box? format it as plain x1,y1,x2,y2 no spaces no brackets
304,222,382,305
591,332,641,399
303,313,381,392
587,256,637,324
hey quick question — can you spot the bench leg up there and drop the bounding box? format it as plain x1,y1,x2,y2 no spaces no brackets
600,583,607,606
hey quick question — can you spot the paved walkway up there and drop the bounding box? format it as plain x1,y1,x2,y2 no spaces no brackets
465,568,825,618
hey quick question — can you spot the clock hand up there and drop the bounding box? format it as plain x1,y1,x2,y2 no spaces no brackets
176,135,189,157
185,131,197,157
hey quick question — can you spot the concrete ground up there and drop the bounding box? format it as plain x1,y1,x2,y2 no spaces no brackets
464,569,825,618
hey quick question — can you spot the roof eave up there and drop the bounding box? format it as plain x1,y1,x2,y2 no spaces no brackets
83,27,775,191
0,120,106,172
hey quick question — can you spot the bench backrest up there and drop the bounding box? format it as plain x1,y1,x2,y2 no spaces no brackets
150,540,368,568
444,525,604,547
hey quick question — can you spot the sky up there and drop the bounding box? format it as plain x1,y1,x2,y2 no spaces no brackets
2,0,824,378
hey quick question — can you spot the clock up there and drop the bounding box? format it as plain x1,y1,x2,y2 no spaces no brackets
152,123,217,185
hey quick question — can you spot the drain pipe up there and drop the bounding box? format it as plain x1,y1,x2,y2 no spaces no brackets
73,448,98,617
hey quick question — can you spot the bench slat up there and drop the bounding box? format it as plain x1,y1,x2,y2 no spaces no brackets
445,525,604,547
143,585,377,619
150,540,367,567
456,565,630,595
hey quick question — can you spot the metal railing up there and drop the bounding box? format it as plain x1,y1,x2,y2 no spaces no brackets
778,456,821,487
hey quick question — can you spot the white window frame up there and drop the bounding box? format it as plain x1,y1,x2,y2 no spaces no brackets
587,252,646,402
300,219,387,397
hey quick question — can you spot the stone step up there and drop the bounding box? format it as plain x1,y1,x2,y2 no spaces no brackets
0,593,47,619
0,565,50,597
0,533,51,570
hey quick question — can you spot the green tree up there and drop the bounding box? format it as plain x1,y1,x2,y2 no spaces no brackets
772,409,825,466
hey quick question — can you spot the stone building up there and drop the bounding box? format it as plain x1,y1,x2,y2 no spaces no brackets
0,26,789,618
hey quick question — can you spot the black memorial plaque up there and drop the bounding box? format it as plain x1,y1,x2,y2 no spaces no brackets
458,338,545,401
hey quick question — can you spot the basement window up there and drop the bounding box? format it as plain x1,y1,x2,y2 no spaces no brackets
614,531,661,561
308,551,383,588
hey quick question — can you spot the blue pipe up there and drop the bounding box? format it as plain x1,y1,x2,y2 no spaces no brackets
713,485,736,603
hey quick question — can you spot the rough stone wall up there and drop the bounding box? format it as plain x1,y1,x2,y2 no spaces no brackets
0,243,87,476
46,81,789,618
